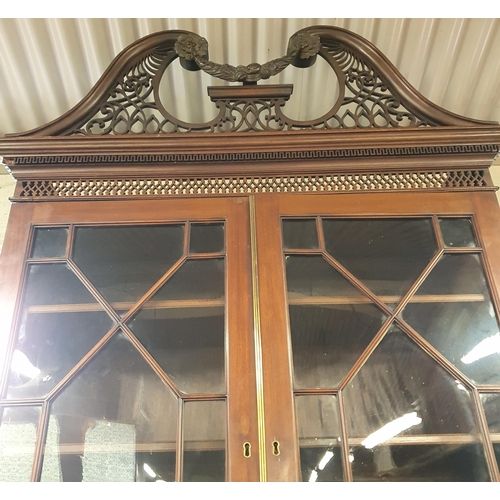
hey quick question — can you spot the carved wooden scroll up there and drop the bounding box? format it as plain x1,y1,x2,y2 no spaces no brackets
6,26,497,137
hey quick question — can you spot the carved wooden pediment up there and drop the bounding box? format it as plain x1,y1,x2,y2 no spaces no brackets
6,26,497,138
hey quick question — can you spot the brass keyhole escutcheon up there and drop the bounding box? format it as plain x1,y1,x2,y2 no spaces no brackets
243,442,251,458
272,440,280,456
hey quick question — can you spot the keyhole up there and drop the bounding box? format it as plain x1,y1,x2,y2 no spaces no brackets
272,440,280,456
243,442,251,458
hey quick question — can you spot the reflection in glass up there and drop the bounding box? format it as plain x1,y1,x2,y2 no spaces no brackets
480,393,500,469
183,400,226,482
350,444,489,482
129,307,225,394
439,218,477,248
41,332,178,482
481,393,500,433
7,311,114,399
286,255,365,299
153,259,225,301
189,223,224,254
31,227,68,259
136,451,176,482
323,218,436,301
24,264,98,306
402,254,500,385
73,225,184,305
295,396,343,482
0,406,41,481
415,254,487,296
282,219,319,250
290,304,386,388
343,325,489,481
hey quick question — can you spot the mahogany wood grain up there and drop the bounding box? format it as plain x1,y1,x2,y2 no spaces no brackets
0,202,34,398
277,191,477,216
226,197,260,481
0,196,260,482
3,180,500,482
260,190,500,482
254,194,300,481
471,192,500,322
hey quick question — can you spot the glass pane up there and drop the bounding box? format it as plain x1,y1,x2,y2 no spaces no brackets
286,255,366,299
189,223,224,254
295,395,343,482
72,225,184,306
402,254,500,385
7,311,114,399
481,393,500,433
290,304,386,388
183,400,226,482
414,254,487,296
128,307,225,394
323,218,437,303
480,393,500,469
31,227,68,259
136,451,176,482
351,444,488,482
282,219,319,249
439,218,477,248
41,332,178,482
0,406,41,482
152,259,225,301
343,325,489,481
24,264,98,306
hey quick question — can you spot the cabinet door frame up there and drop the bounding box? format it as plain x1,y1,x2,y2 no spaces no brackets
0,196,259,482
255,190,500,482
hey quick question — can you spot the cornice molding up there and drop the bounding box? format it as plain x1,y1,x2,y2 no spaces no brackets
2,126,499,180
2,126,499,155
6,145,499,167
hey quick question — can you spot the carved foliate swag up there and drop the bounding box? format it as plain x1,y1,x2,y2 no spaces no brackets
7,26,494,137
174,32,321,83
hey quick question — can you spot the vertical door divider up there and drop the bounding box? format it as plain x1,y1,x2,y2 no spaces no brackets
249,196,267,482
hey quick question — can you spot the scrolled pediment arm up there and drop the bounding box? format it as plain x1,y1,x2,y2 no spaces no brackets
298,25,497,127
6,25,497,138
6,30,191,137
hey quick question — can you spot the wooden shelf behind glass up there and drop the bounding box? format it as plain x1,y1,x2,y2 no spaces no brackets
288,294,486,305
27,299,225,314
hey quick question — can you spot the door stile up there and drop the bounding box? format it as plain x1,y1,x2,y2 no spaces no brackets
0,203,35,398
248,196,267,481
254,194,301,481
470,191,500,480
226,197,260,481
471,192,500,325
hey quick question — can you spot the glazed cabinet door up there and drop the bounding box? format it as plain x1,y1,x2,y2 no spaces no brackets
0,197,259,482
255,191,500,482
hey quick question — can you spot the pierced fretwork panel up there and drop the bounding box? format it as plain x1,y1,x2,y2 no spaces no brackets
16,170,488,200
69,38,431,135
286,41,428,130
8,26,492,138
